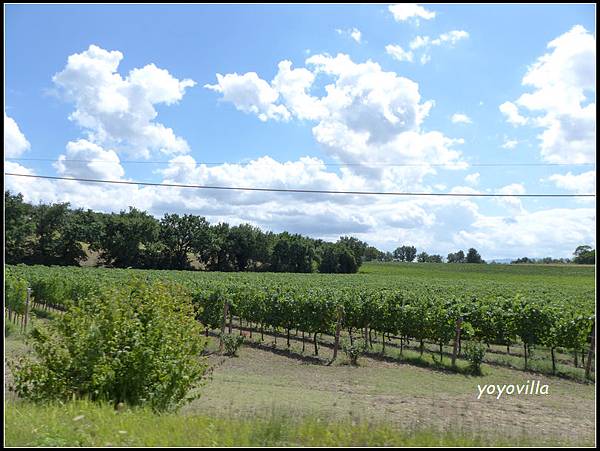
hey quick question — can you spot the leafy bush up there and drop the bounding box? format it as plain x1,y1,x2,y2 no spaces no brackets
9,278,207,411
463,341,486,375
5,271,28,314
343,338,367,365
220,333,244,356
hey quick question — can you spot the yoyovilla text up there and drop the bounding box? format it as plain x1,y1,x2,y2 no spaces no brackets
477,380,549,400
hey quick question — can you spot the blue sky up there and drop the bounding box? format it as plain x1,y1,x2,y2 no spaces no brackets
4,4,596,259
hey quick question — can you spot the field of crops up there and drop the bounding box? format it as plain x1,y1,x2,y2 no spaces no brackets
5,262,595,378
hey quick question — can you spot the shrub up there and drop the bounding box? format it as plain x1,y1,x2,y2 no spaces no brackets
220,333,244,356
463,341,486,375
9,278,207,411
342,338,367,365
5,272,28,315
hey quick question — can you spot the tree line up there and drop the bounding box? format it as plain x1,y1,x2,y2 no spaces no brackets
511,245,596,265
7,190,589,272
366,245,484,264
5,191,371,273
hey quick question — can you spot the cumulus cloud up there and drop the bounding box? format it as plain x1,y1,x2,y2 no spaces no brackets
499,101,528,126
206,53,465,190
501,138,519,150
454,206,596,259
496,183,526,212
388,4,435,23
55,139,125,180
336,27,362,44
205,72,290,122
385,44,414,62
52,44,195,158
451,113,472,124
546,170,596,195
270,60,325,120
501,25,596,163
5,114,31,157
465,172,480,185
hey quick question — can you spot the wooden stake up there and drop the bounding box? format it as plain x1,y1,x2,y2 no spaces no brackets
24,288,31,332
330,306,344,364
451,317,463,367
219,301,229,353
585,320,595,380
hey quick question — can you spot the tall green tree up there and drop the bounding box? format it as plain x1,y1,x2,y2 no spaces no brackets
447,250,466,263
99,207,160,268
466,248,485,264
337,236,368,267
159,213,210,270
30,202,71,265
573,245,595,264
5,191,35,264
393,245,417,262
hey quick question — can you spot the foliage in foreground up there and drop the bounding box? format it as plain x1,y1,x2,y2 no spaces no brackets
4,400,583,447
220,332,244,356
343,338,367,365
463,341,487,375
9,279,207,411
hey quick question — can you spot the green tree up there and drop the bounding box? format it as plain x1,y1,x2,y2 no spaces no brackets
99,207,160,268
4,191,35,264
466,248,484,264
573,245,595,264
159,214,210,270
338,236,368,267
447,250,465,263
30,202,71,265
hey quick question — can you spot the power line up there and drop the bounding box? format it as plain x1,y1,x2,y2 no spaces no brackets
5,173,596,198
5,157,597,168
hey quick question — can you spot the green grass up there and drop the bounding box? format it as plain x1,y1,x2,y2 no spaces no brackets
359,261,595,287
4,327,596,446
3,400,580,447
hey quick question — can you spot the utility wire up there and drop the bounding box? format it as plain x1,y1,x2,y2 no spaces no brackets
5,173,596,198
5,157,596,168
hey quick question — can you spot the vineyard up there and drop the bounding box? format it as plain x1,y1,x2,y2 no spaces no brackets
5,263,595,379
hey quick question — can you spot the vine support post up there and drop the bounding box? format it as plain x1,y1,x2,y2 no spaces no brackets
585,320,595,381
451,317,463,367
330,306,344,364
23,288,31,332
219,301,229,353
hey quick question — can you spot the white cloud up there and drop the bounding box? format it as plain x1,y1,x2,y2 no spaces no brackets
4,114,31,157
501,138,519,149
53,44,195,158
499,101,528,126
385,44,414,62
350,28,362,44
270,60,325,120
546,170,596,195
388,4,435,22
405,30,469,64
55,139,125,180
207,53,464,189
465,172,480,185
336,27,362,44
451,113,472,124
432,30,469,46
205,72,290,122
502,25,596,163
496,183,526,212
409,36,430,50
455,207,596,259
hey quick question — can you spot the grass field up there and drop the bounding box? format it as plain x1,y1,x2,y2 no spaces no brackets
4,262,596,446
